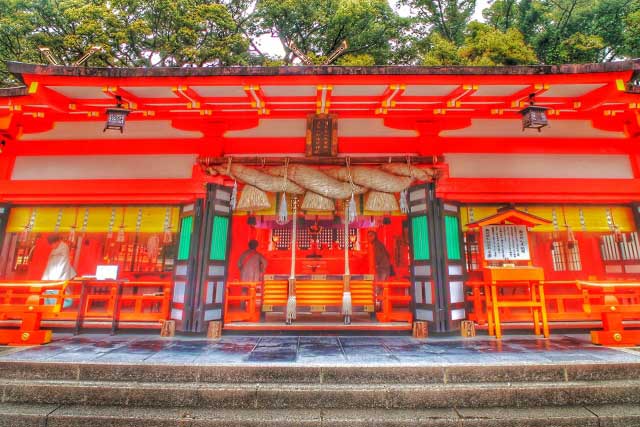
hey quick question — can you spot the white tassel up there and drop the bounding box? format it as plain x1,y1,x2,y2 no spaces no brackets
348,194,357,223
400,189,409,214
230,180,238,211
342,291,352,316
116,225,126,243
277,193,288,225
68,226,76,244
286,295,297,322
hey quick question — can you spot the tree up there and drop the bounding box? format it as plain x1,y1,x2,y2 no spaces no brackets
460,21,538,65
623,10,640,58
399,0,476,45
420,33,463,65
0,0,251,86
483,0,640,63
0,0,41,86
421,22,538,66
253,0,411,65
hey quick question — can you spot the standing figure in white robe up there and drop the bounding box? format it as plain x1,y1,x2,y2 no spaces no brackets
42,234,76,280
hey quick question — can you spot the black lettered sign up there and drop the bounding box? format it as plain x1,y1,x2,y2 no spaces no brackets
306,114,337,157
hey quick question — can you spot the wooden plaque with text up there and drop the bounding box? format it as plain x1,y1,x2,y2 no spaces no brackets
306,114,338,157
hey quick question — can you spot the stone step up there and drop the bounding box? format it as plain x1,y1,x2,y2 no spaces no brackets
1,403,639,427
2,378,640,409
2,361,640,384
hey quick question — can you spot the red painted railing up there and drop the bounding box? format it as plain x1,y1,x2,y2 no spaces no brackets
0,279,171,337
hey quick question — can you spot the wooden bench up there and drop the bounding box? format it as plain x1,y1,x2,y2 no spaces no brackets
577,281,640,346
0,281,66,345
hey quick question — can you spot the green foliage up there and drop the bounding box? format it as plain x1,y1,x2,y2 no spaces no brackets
623,11,640,58
460,22,538,65
483,0,640,64
399,0,477,45
421,33,463,66
1,0,640,87
421,22,537,66
557,33,605,64
335,53,376,66
0,0,250,85
253,0,410,65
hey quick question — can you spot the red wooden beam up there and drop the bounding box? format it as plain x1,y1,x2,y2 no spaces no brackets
0,178,207,204
437,177,640,203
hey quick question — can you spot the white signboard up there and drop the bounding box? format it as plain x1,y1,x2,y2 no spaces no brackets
483,225,530,261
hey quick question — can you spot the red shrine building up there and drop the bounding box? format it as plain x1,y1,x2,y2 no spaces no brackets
1,60,640,344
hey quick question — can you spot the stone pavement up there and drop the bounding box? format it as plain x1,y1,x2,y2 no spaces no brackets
1,332,639,365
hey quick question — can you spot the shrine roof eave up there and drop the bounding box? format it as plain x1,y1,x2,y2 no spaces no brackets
0,86,27,97
466,208,552,228
5,59,640,84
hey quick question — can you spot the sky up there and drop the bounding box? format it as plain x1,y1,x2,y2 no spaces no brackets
255,0,492,57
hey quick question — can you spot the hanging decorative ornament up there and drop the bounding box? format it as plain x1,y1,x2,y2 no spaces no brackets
80,207,89,234
276,158,290,225
230,180,238,211
566,224,577,250
68,208,79,244
301,191,335,211
19,208,37,242
285,195,298,324
400,189,409,214
227,157,238,211
345,158,357,224
135,207,143,234
116,207,126,243
68,226,77,245
236,185,270,211
116,225,126,243
107,207,117,239
54,207,64,232
277,192,288,225
348,193,357,224
163,207,173,244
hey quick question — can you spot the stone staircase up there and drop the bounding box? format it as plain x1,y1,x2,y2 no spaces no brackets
1,360,640,426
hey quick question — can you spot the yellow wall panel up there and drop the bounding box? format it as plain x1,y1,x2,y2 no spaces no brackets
610,206,635,232
461,204,636,233
6,208,31,232
6,206,181,234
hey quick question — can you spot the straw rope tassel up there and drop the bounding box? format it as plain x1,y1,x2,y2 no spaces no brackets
342,202,352,323
286,196,298,324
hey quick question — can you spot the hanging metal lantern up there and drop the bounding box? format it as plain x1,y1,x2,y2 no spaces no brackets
520,94,549,132
104,96,130,133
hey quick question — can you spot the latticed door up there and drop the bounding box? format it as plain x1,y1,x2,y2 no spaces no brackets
170,200,204,332
439,202,467,331
190,184,233,333
408,183,467,333
407,184,439,329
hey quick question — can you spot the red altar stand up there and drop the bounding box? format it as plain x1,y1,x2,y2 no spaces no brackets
578,281,640,346
0,281,66,345
483,266,549,339
466,207,551,339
